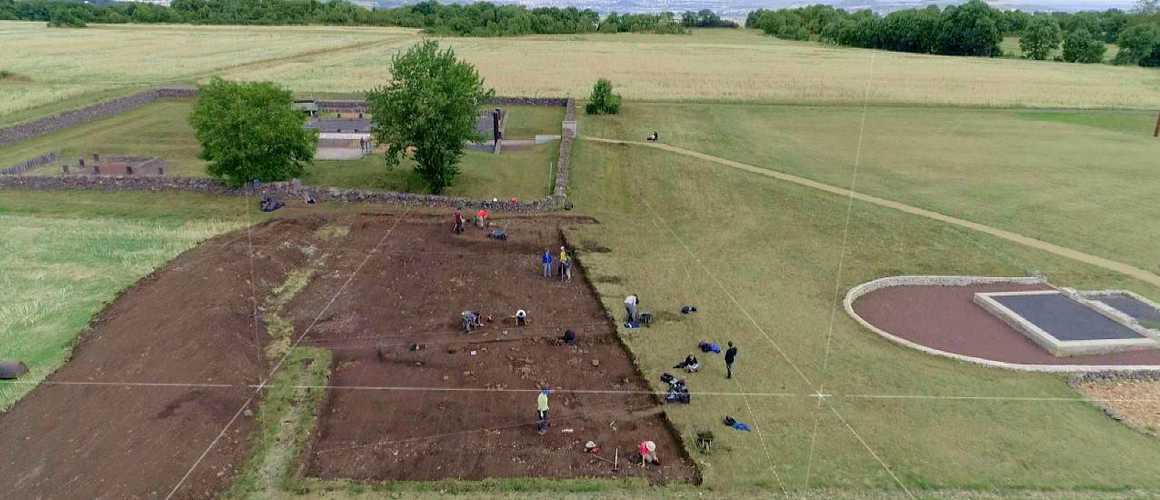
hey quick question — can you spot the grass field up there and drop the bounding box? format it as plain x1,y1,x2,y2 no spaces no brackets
0,99,561,199
0,191,251,410
564,136,1160,493
580,103,1160,274
6,17,1160,499
5,21,1160,121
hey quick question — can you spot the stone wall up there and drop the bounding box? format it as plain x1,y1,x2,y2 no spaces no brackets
0,86,196,147
1,152,58,175
0,175,558,212
553,98,576,203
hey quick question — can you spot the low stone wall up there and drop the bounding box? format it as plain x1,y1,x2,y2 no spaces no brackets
1,152,58,175
488,96,570,107
0,86,196,147
552,98,576,204
0,175,557,212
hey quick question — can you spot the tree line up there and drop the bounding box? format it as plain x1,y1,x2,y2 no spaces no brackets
747,0,1160,66
0,0,731,36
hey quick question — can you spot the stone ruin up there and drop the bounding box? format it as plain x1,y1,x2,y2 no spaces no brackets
61,153,168,177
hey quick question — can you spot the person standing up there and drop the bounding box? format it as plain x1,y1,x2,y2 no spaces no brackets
557,246,569,281
536,387,551,434
453,208,465,234
724,342,738,379
541,249,553,278
624,294,639,325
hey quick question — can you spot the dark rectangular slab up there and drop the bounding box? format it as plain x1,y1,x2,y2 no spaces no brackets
1092,294,1160,323
995,293,1144,341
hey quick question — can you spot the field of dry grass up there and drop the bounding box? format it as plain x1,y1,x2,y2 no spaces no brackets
4,21,1159,120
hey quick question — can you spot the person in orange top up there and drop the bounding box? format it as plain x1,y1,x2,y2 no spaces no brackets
475,209,490,228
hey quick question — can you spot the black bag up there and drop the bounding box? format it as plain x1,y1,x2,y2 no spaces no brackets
639,312,653,325
659,372,675,385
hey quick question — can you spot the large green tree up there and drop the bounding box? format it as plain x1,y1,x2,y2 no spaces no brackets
1062,28,1107,63
367,40,493,194
936,0,1003,57
1020,16,1062,60
1115,23,1160,66
190,78,317,187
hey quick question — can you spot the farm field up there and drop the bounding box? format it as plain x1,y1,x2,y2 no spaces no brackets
5,21,1160,123
580,103,1160,273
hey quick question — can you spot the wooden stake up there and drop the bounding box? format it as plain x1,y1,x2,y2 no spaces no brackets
614,448,618,471
1154,110,1160,138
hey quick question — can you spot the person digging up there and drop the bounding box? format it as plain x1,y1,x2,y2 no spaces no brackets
462,311,485,334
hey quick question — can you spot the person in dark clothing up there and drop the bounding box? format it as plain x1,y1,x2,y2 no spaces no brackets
560,329,577,345
724,342,738,379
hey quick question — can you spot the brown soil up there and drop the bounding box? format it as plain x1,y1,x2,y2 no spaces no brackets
0,212,694,499
292,215,696,484
0,216,331,499
853,283,1160,366
1075,379,1160,436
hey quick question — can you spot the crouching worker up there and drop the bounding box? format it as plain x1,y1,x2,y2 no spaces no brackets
639,441,660,465
462,311,484,333
673,353,700,373
515,309,529,327
536,387,551,434
560,329,577,345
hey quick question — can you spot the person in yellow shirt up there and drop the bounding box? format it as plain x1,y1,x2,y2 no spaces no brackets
557,246,570,281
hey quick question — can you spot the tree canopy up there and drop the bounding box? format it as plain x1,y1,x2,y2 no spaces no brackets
1020,16,1063,60
585,79,621,115
1063,28,1107,63
366,40,494,194
189,78,317,187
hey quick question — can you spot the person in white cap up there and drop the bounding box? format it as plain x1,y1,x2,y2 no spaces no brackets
516,309,529,326
639,440,659,465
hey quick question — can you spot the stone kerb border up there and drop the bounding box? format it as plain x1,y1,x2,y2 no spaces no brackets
0,175,557,212
0,86,196,147
973,290,1158,356
844,275,1160,373
1,152,58,175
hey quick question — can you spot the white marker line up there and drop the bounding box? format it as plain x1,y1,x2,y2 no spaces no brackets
827,403,915,499
806,51,875,490
732,377,790,496
637,196,797,493
166,209,412,499
9,379,1160,404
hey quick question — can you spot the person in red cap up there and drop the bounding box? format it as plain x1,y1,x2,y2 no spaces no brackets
639,440,659,465
475,208,490,228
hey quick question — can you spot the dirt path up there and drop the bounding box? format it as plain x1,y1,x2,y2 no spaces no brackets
584,137,1160,289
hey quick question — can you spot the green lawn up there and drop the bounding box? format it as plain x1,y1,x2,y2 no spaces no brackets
579,102,1160,274
501,104,565,139
0,191,253,411
0,99,558,199
563,137,1160,493
305,144,558,201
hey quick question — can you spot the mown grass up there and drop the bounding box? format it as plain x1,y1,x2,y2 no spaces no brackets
580,102,1160,273
562,136,1160,493
0,190,252,410
1,99,558,199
